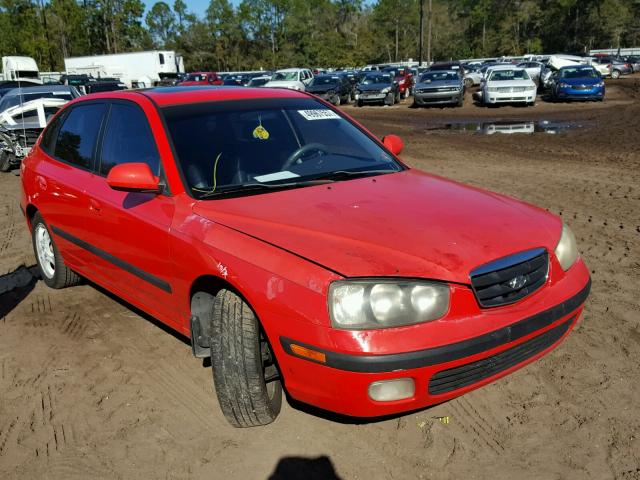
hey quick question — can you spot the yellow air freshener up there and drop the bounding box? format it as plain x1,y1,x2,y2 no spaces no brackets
253,116,269,140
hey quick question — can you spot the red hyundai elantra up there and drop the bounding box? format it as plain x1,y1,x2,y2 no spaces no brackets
20,86,590,427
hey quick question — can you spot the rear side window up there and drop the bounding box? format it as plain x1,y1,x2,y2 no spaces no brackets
99,103,160,176
54,103,106,169
40,112,65,154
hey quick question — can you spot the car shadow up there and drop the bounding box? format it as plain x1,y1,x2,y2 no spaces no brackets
268,455,342,480
0,265,40,319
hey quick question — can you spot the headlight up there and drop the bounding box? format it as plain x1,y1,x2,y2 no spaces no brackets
554,224,579,271
328,280,450,330
381,87,391,94
596,81,604,87
559,82,570,88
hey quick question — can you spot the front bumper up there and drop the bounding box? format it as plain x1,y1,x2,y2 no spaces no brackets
556,86,604,100
485,90,536,103
414,91,461,105
355,92,388,103
275,259,590,417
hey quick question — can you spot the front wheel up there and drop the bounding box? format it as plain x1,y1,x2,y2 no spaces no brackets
611,69,620,79
210,289,282,427
31,213,81,289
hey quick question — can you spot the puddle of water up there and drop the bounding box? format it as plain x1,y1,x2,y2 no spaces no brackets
0,265,40,318
423,120,595,135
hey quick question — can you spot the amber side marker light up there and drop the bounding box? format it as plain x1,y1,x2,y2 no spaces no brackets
290,344,327,363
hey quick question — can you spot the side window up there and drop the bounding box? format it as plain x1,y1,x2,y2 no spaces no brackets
54,103,106,169
159,53,165,65
99,103,160,177
40,111,65,154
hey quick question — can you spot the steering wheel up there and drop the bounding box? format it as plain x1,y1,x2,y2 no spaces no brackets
282,143,329,169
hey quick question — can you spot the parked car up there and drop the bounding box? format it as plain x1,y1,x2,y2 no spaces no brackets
354,72,399,106
592,57,631,79
516,61,544,83
624,56,640,72
480,66,537,106
178,72,223,86
247,75,271,87
413,70,464,107
306,74,353,105
0,85,79,171
264,68,314,91
463,65,483,87
222,75,243,86
381,66,414,99
21,87,590,427
428,61,465,75
549,66,604,102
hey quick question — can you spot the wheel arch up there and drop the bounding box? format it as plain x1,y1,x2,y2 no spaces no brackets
25,203,38,230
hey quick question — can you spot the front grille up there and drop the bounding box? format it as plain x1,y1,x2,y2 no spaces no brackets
470,248,548,308
428,318,572,395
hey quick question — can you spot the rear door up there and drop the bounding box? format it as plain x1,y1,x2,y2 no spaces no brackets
37,102,108,271
82,100,176,321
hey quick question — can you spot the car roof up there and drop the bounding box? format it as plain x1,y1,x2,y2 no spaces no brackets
3,85,75,97
276,68,305,72
487,65,524,71
69,86,307,108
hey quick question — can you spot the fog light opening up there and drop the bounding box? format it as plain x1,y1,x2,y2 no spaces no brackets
368,378,415,402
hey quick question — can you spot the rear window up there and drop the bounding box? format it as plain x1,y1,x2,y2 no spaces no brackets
488,69,530,81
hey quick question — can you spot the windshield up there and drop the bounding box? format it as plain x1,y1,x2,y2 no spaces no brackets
362,74,391,85
272,71,299,81
419,71,459,82
488,69,530,81
163,98,402,199
310,76,339,86
0,90,74,113
248,78,269,87
561,68,598,78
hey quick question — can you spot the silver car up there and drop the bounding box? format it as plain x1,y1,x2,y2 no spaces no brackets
413,70,465,107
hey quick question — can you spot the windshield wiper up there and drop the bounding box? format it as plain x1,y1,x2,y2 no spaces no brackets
310,169,397,182
196,179,332,199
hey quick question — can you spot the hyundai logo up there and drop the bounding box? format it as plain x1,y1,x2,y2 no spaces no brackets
508,275,527,290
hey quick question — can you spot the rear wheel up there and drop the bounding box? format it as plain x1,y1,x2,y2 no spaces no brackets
209,289,282,428
31,212,81,289
611,69,621,79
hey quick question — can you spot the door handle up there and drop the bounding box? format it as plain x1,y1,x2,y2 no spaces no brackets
89,199,102,213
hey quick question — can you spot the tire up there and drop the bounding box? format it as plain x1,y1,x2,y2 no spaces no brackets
0,151,12,172
356,99,363,107
210,289,282,428
332,95,341,106
457,94,464,107
384,93,394,106
31,212,81,289
464,78,473,88
402,88,409,99
611,69,620,79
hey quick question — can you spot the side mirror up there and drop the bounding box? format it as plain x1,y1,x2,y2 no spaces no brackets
107,163,161,193
383,134,404,156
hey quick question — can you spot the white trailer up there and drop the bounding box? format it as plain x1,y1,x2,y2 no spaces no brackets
1,56,41,83
64,51,184,89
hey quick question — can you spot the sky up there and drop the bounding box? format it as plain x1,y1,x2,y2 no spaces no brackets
142,0,216,18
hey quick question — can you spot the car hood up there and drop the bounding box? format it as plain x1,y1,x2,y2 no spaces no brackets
358,83,391,91
416,80,460,88
192,170,561,284
307,84,339,93
265,80,301,89
486,79,535,88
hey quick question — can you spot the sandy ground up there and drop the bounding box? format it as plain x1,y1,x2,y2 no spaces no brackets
0,77,638,480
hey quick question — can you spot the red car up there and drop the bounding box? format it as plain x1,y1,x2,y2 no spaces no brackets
178,72,223,86
20,87,590,428
382,66,414,98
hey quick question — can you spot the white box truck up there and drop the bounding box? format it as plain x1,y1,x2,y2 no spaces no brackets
1,56,41,83
64,50,184,88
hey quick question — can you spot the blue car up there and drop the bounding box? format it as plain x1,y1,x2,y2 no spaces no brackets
551,66,605,102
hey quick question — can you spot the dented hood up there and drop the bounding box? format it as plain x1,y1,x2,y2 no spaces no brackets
192,170,561,284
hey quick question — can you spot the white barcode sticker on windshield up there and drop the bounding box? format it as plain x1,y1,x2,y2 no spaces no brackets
298,109,340,121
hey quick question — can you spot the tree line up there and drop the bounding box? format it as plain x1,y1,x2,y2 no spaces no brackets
1,0,639,73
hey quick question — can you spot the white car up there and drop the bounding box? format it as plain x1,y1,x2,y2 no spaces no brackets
264,68,314,91
481,66,537,106
517,61,544,82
